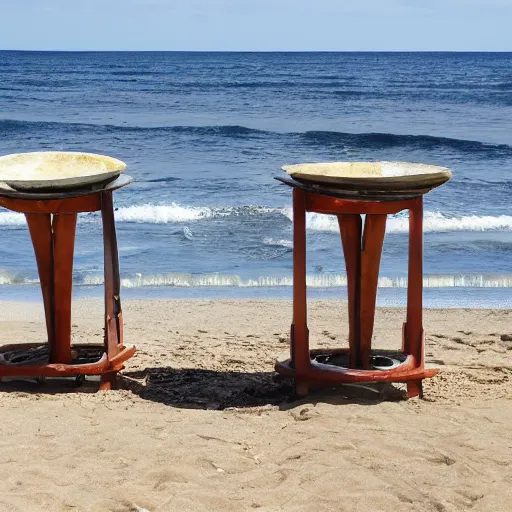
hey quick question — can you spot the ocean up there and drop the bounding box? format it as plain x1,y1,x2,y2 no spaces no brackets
1,51,512,307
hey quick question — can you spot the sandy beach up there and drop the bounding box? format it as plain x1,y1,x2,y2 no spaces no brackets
0,298,511,511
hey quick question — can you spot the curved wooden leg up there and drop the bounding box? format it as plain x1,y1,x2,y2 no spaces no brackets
338,214,362,368
291,188,310,394
26,213,76,364
52,214,77,364
26,214,54,350
99,371,117,391
360,214,387,369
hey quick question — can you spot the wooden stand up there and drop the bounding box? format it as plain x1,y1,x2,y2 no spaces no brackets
275,180,438,398
0,176,135,389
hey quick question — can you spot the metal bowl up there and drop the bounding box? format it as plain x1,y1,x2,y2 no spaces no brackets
0,151,126,190
283,161,451,192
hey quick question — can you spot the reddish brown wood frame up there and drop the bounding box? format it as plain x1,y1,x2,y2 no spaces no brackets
275,188,438,398
0,184,135,390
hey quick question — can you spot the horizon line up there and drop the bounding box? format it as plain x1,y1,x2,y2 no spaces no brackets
1,49,511,53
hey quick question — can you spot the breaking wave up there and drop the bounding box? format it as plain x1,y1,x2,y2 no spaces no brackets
115,203,215,223
1,269,512,288
0,211,28,226
2,202,512,234
294,211,512,234
262,237,293,249
114,204,278,223
70,272,512,289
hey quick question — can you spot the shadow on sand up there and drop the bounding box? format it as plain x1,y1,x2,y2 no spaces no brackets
120,367,407,410
0,367,407,409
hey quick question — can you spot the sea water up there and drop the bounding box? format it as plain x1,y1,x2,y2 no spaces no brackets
0,51,511,307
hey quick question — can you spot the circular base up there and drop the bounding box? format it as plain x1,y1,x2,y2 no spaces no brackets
0,343,136,378
275,348,438,384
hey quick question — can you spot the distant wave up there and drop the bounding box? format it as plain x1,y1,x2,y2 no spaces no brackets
146,176,182,183
299,131,512,156
111,70,165,77
2,203,512,233
170,124,268,137
1,119,511,155
0,119,269,138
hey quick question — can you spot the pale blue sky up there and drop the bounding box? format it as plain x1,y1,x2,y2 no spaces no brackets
1,0,511,51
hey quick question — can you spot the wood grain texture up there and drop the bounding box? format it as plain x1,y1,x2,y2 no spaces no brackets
278,189,434,396
359,214,387,369
338,214,362,368
25,213,54,352
51,214,77,364
291,188,310,394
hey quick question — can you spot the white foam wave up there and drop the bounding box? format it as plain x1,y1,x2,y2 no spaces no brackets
285,209,512,234
0,211,27,226
388,212,512,233
0,270,511,288
2,201,512,234
115,203,214,223
0,269,36,285
262,237,293,249
76,272,512,289
81,273,243,288
114,204,280,224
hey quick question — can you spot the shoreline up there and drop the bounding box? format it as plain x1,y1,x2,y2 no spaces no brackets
1,286,512,309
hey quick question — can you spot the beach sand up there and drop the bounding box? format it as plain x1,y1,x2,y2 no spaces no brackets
0,298,511,511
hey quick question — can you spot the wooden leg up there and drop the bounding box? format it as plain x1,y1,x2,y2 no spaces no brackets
405,198,424,365
26,214,54,351
407,380,423,399
26,213,76,364
338,214,362,368
359,214,387,369
292,188,310,394
99,371,117,391
51,214,77,364
101,192,122,358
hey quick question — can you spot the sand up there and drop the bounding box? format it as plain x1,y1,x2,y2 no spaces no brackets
0,298,511,511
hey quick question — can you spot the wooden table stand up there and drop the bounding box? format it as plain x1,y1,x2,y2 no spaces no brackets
0,176,135,390
275,186,438,399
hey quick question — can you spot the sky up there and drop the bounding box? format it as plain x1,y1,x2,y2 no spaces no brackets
0,0,511,52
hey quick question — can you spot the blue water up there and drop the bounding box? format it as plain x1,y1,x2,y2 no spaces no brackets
1,51,512,306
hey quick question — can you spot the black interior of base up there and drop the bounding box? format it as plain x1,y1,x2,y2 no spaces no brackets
311,351,406,370
0,345,105,366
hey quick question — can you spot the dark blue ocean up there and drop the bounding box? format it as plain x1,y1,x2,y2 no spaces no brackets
1,51,512,306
